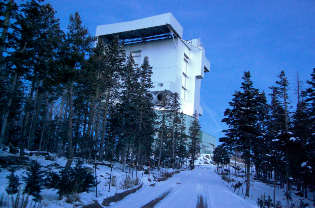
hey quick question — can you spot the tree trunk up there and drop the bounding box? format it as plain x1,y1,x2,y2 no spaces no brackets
121,145,127,172
19,97,25,157
87,98,96,138
65,80,74,168
136,139,141,171
20,86,35,156
27,90,44,150
245,159,250,197
172,112,175,169
94,102,101,155
45,102,54,152
274,169,276,204
0,72,18,145
99,88,110,161
158,110,166,170
57,93,66,157
38,94,48,152
235,150,237,176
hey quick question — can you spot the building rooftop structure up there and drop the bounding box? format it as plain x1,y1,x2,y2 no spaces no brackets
96,13,215,149
96,13,183,44
96,13,210,118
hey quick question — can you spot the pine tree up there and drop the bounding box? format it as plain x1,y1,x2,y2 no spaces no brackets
251,92,269,182
57,166,74,198
176,112,188,167
168,92,181,169
6,168,21,195
96,37,126,161
135,56,155,169
72,160,95,193
116,53,140,172
23,160,44,201
59,11,95,167
267,87,287,203
221,71,264,196
301,68,315,203
213,144,230,173
188,111,201,170
272,71,292,201
155,89,170,169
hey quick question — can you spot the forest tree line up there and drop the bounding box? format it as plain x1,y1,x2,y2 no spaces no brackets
0,0,201,170
215,70,315,203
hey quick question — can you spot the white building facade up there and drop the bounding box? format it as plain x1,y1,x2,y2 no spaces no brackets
96,13,210,118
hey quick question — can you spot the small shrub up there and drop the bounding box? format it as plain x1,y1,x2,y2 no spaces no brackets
6,168,21,195
134,177,140,186
0,188,43,208
72,160,95,193
0,192,9,207
56,160,95,199
221,174,234,183
57,167,74,198
23,161,45,202
65,193,81,204
298,200,309,208
120,175,133,190
44,171,60,189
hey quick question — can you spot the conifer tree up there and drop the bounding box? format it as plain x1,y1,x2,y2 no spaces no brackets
116,53,140,172
91,37,125,160
135,56,155,168
23,160,44,201
60,12,94,166
221,71,264,196
188,111,201,170
213,144,230,173
301,68,315,202
6,168,21,195
176,112,188,167
155,89,170,169
270,71,292,201
168,92,181,169
291,100,310,197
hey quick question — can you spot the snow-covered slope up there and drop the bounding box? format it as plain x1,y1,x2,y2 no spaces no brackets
0,152,313,207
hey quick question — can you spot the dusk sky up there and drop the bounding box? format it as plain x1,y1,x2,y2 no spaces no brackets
19,0,315,143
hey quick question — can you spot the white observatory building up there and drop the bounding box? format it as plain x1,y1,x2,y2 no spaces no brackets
96,13,210,118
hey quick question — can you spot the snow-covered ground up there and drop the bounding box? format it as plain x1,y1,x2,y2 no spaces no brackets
0,151,313,207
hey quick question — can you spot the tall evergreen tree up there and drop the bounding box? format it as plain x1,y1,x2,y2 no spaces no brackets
301,68,315,203
188,111,201,170
221,71,264,196
213,144,230,173
135,56,155,168
155,89,170,169
59,12,94,167
168,92,181,169
176,112,188,167
271,71,292,201
116,53,140,172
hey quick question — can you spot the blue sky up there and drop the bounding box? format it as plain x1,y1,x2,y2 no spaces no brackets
19,0,315,143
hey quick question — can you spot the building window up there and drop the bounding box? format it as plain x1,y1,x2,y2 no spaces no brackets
182,73,187,88
132,50,141,64
181,86,186,101
157,83,163,87
184,59,188,75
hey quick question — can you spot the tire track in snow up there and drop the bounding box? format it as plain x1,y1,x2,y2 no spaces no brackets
141,188,173,208
143,169,195,207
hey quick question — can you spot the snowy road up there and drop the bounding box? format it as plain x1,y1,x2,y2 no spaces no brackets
109,165,256,208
